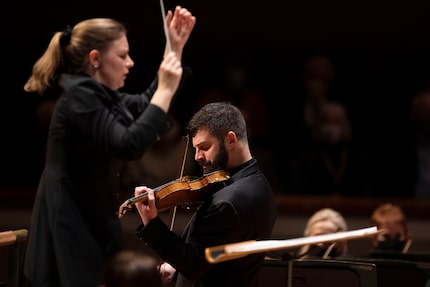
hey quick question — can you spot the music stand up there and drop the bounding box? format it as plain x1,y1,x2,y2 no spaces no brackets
259,258,378,287
206,226,380,287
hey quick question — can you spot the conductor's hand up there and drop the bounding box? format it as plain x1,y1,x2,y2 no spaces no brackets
166,6,196,58
134,186,158,226
150,51,182,113
158,52,182,93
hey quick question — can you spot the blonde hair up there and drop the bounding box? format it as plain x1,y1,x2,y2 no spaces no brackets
304,208,348,236
24,18,126,95
300,208,349,257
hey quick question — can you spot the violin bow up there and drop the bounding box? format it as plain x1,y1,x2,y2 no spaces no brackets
168,134,190,231
159,0,172,53
158,0,176,230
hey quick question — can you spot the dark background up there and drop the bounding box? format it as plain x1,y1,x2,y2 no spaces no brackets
5,0,430,198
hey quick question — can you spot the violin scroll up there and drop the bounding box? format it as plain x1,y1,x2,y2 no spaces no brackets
118,201,131,219
118,195,146,218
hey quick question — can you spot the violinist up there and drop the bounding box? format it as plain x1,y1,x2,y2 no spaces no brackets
134,102,277,287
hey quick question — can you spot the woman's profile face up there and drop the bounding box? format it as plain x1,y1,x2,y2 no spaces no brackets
95,34,134,90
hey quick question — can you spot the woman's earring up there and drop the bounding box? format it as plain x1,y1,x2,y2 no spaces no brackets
94,63,99,68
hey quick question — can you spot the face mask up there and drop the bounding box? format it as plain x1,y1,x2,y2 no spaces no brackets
375,234,406,252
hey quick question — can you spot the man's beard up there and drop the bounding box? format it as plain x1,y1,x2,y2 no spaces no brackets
202,143,228,175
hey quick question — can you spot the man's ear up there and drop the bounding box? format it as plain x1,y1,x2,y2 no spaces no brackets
226,131,236,147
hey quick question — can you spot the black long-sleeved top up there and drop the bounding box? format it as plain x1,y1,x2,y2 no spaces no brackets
136,158,277,287
22,70,189,287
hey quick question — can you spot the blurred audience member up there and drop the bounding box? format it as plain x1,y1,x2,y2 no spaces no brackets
289,101,372,196
238,89,284,193
298,208,349,259
277,53,368,195
287,53,337,153
302,54,336,132
409,87,430,198
370,203,412,253
100,250,162,287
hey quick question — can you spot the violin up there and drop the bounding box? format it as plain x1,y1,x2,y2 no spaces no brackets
118,169,230,218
